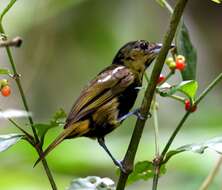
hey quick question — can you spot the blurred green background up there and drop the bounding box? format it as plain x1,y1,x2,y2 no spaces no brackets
0,0,222,189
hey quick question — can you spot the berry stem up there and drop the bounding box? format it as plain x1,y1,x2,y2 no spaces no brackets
158,69,175,85
168,94,185,103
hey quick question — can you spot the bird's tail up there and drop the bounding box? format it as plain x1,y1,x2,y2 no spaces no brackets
33,120,89,167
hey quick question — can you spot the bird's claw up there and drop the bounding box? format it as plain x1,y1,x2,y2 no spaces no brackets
134,109,151,120
115,160,126,173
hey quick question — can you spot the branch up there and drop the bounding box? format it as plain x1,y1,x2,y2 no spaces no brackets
116,0,188,189
0,37,22,47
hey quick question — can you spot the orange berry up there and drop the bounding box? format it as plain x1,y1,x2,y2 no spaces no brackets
1,85,11,97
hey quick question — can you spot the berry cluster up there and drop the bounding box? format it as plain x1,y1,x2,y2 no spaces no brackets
0,79,11,97
157,55,186,85
156,55,197,112
166,55,186,71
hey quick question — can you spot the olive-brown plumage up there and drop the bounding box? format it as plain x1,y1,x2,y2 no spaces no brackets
35,40,162,169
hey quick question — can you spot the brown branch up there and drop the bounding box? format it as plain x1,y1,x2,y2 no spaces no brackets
0,37,22,47
116,0,188,189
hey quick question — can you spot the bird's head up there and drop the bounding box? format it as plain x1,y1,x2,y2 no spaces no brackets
112,40,162,73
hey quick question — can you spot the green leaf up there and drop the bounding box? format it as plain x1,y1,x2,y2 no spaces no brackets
50,108,66,125
34,123,55,141
34,108,66,145
0,134,23,152
0,69,11,75
164,136,222,163
177,80,198,100
211,0,221,3
67,176,115,190
176,21,197,80
158,80,198,100
127,161,166,184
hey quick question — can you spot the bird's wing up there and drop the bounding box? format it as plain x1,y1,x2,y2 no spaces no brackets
65,65,136,128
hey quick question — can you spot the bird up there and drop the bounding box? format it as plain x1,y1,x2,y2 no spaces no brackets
34,40,164,171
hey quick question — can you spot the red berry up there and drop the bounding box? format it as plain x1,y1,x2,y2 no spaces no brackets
158,74,165,84
185,99,197,112
1,85,11,97
176,59,186,71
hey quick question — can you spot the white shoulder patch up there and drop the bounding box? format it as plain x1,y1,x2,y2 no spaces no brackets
112,66,125,74
97,66,125,83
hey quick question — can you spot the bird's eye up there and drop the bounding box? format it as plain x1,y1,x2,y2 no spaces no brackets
139,43,148,50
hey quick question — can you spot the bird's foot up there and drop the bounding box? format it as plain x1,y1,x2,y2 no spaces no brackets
115,160,126,173
133,109,152,120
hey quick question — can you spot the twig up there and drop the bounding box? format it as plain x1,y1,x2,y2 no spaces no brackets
0,37,22,47
198,156,222,190
116,1,188,189
195,73,222,105
167,94,185,103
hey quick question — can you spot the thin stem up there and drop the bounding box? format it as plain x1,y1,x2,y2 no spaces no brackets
198,156,222,190
0,1,57,189
168,94,185,103
152,167,160,190
8,118,33,140
161,111,190,157
0,23,38,141
195,73,222,105
116,1,188,189
0,0,17,21
153,95,160,156
159,69,175,86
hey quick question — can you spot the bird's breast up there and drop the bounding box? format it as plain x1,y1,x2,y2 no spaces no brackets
117,83,140,119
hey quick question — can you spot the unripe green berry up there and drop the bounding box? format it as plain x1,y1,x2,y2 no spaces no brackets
0,79,8,88
165,57,176,70
165,57,174,66
168,61,176,69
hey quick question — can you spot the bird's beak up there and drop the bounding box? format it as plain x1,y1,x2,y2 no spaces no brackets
149,43,162,54
149,43,175,54
144,43,175,67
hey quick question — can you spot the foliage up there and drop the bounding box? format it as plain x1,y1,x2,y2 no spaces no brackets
127,161,166,184
34,108,66,145
176,22,197,80
164,136,222,163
